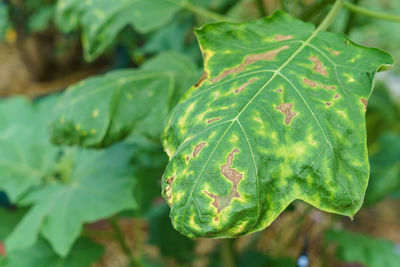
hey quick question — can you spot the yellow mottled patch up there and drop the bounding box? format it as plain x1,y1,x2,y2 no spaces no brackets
271,132,277,140
90,128,97,135
213,91,220,98
189,215,201,231
337,110,347,119
277,142,306,159
209,131,217,139
350,54,361,63
92,109,99,118
174,191,185,202
82,131,88,136
165,147,173,158
344,73,355,83
75,124,81,131
234,221,248,234
203,49,215,66
60,116,65,124
178,102,196,133
307,135,317,146
230,134,239,143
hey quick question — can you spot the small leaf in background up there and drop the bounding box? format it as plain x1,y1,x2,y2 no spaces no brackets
3,237,103,267
0,97,60,203
56,0,184,61
50,52,200,148
366,133,400,205
5,145,137,257
325,229,400,267
161,11,393,238
147,204,194,262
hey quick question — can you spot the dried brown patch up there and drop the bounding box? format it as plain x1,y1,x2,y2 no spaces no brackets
309,56,328,76
207,117,221,124
275,88,283,93
205,149,243,213
275,34,293,41
334,94,340,100
276,103,297,125
234,78,258,94
185,156,190,162
328,48,340,56
195,71,208,87
303,78,336,90
326,102,332,106
163,175,175,206
361,98,368,110
193,142,206,158
211,46,289,83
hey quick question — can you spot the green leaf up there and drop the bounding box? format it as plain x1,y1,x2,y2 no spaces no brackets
56,0,184,61
161,11,393,237
3,237,103,267
0,97,59,203
50,52,200,148
0,208,25,240
366,132,400,204
5,145,137,257
147,204,194,262
325,229,400,267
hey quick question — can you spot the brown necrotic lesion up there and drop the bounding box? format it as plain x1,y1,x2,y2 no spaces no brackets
204,149,243,218
207,117,221,124
234,78,258,94
276,103,297,125
163,175,175,206
211,46,290,83
193,142,206,158
275,34,293,41
309,55,328,76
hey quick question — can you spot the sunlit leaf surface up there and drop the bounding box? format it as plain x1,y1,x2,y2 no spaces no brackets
161,11,393,238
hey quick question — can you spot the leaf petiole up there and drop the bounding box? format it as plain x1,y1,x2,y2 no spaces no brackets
344,2,400,23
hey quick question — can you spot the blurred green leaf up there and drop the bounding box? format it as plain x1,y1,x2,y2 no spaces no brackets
3,237,103,267
0,208,25,240
0,3,12,41
147,204,194,262
28,5,55,33
50,51,200,148
5,144,137,257
325,229,400,267
0,97,60,203
366,132,400,204
56,0,184,61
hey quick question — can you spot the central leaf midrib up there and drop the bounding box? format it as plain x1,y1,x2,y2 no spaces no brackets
181,27,330,230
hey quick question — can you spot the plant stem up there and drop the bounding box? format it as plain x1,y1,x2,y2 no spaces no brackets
299,0,334,21
254,0,268,17
344,2,400,23
179,0,232,22
109,217,142,267
220,238,236,267
316,0,345,32
344,0,360,35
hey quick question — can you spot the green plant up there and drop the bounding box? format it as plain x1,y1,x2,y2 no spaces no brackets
0,0,400,266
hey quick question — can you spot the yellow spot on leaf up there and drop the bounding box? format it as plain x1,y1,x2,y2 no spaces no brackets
90,128,97,134
92,109,99,118
75,124,81,131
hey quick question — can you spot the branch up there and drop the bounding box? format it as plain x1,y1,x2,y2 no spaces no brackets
344,2,400,23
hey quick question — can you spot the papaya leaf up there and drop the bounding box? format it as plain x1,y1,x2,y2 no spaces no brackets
56,0,184,61
3,237,103,267
366,132,400,205
325,229,400,267
161,11,393,238
5,145,137,257
0,97,60,203
50,52,200,148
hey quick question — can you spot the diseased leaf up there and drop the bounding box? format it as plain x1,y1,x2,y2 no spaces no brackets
5,145,137,257
50,52,200,148
325,229,400,267
366,132,400,205
56,0,184,60
161,11,393,237
3,237,103,267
